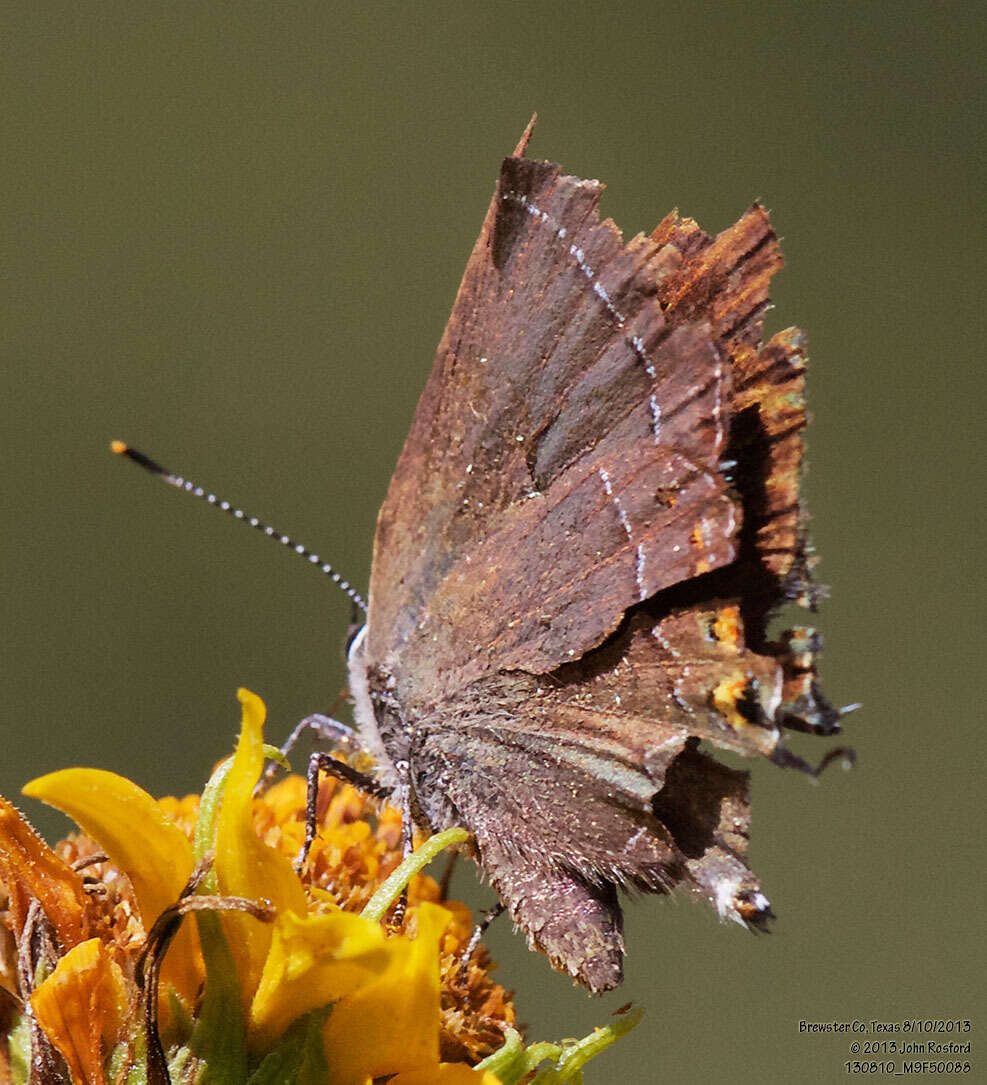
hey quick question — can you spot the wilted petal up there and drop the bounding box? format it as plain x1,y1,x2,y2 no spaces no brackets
0,795,87,950
324,901,451,1085
30,937,129,1085
22,767,201,1001
214,689,307,1008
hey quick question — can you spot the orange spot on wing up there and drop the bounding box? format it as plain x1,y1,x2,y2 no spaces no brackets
712,606,742,652
712,676,751,730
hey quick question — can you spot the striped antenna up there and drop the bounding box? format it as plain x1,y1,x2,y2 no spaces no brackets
110,441,368,613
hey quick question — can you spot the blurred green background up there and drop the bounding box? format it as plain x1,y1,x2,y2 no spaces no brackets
2,2,982,1080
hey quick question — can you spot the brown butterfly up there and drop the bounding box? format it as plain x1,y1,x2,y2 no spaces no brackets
343,120,849,992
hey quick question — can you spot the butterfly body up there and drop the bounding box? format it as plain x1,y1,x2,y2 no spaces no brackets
347,133,842,993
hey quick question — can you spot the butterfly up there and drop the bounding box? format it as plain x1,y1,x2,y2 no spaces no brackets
335,119,848,993
117,118,847,993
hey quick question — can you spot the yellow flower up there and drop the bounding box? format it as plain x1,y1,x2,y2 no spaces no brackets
0,689,639,1083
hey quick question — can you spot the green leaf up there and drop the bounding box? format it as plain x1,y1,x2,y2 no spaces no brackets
360,827,468,922
167,1045,193,1082
529,1006,645,1084
163,986,194,1046
7,1013,30,1085
245,1007,331,1085
476,1008,644,1085
118,1026,150,1085
475,1029,562,1084
261,744,291,770
474,1027,525,1080
193,756,233,887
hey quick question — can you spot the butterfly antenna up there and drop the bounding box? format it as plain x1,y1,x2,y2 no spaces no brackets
110,440,368,613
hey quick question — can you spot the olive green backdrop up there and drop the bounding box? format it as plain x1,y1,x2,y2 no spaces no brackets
2,3,982,1081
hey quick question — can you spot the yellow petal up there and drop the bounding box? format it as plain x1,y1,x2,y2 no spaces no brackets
22,768,201,1002
390,1068,502,1084
30,937,130,1085
0,795,88,951
249,908,396,1049
214,689,307,1008
324,901,451,1085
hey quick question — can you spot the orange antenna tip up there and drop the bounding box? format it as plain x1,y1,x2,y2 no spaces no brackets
110,440,128,455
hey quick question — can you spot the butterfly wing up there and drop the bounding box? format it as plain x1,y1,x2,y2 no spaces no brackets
360,141,840,990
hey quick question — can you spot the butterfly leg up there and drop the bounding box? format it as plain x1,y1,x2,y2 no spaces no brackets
388,759,415,928
770,744,856,777
295,751,392,873
457,901,506,989
260,712,366,792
